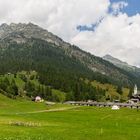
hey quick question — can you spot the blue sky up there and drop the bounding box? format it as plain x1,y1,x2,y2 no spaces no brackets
73,0,140,66
110,0,140,16
77,0,140,32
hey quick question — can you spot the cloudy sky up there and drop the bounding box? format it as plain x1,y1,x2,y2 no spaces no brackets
0,0,140,66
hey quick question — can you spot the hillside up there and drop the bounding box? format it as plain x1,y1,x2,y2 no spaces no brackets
0,71,131,102
0,23,136,86
91,80,130,102
0,23,138,101
103,54,140,77
0,71,67,102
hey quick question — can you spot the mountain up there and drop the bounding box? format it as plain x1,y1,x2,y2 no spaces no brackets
0,23,138,90
0,23,135,83
0,23,69,47
1,22,139,101
103,54,140,76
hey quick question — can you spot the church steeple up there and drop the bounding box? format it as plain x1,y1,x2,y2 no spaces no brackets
133,84,137,96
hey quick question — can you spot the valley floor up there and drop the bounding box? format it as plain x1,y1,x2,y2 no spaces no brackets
0,95,140,140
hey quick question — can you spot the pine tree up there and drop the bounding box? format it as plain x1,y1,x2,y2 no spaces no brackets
117,85,123,95
11,79,18,96
128,87,133,98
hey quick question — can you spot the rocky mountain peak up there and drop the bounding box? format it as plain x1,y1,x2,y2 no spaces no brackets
0,22,139,87
0,23,9,29
103,54,139,73
0,22,70,47
103,54,128,65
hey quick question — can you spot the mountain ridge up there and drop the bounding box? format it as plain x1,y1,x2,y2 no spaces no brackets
103,54,140,76
0,22,138,88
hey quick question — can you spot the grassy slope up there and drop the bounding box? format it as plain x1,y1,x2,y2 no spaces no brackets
1,71,37,89
92,80,130,101
0,71,66,101
0,71,131,102
0,94,140,140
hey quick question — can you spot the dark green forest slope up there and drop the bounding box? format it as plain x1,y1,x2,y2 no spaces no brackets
0,23,139,101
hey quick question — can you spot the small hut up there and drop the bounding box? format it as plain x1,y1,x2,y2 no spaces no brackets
112,105,120,110
35,96,42,102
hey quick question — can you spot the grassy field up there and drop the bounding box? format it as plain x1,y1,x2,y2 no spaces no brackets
0,94,140,140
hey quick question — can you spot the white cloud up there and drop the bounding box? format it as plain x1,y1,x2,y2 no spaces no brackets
0,0,140,66
72,12,140,66
0,0,110,41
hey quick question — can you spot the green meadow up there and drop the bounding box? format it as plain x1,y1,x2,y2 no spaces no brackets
0,94,140,140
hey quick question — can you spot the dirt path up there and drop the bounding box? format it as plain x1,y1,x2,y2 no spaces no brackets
15,106,80,115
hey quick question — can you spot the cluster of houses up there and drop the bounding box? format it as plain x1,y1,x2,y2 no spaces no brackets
129,85,140,104
34,85,140,108
112,86,140,109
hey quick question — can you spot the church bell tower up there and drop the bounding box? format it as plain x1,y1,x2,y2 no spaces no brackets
133,84,137,96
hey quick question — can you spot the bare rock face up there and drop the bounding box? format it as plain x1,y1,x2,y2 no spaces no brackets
103,54,140,75
0,23,69,47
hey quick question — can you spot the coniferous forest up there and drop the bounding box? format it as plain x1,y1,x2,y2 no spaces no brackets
0,38,136,102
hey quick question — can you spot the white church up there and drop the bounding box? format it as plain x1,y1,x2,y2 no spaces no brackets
133,85,138,96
